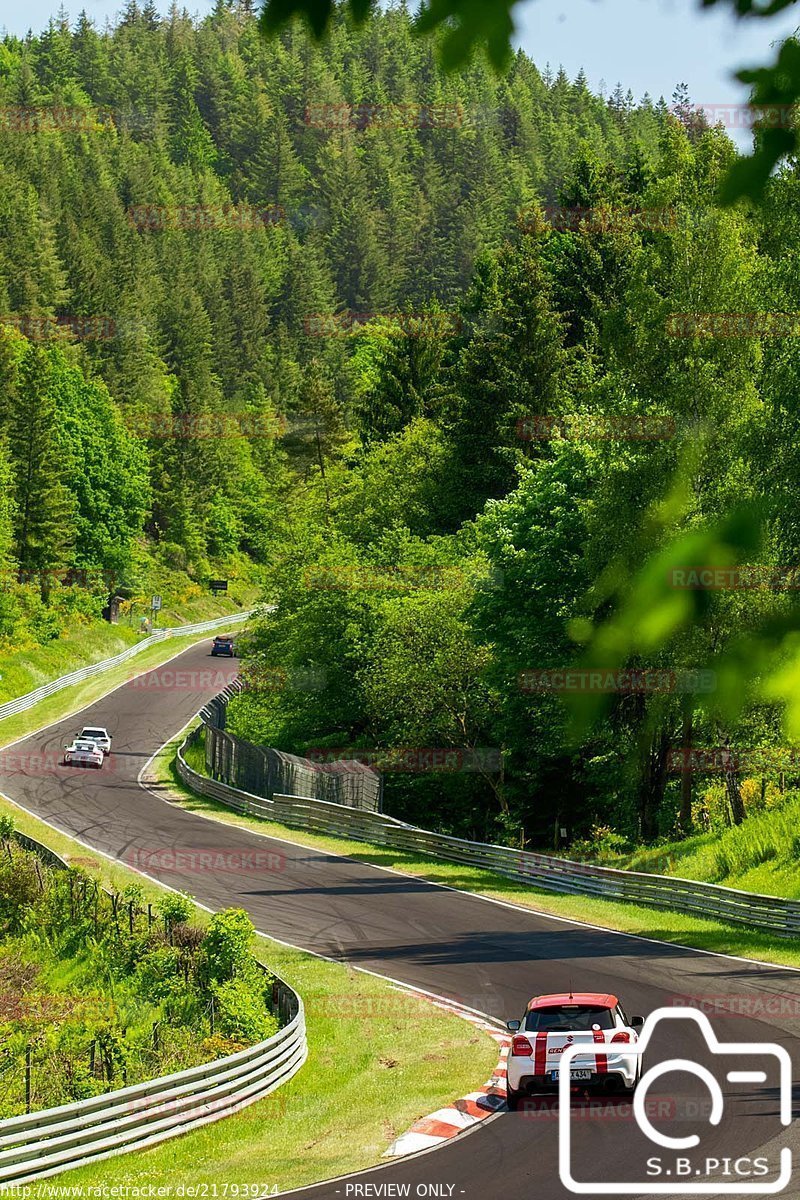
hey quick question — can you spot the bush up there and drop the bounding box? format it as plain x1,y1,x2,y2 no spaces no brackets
741,777,783,813
568,824,630,863
201,909,256,984
133,944,185,1002
160,542,188,572
158,893,193,932
200,1032,248,1058
0,848,279,1118
0,849,45,933
693,785,730,833
211,976,278,1043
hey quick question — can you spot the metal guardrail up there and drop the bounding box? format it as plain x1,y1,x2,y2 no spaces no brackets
0,611,254,723
0,828,307,1184
11,831,70,872
200,685,382,812
177,728,800,939
0,1002,306,1186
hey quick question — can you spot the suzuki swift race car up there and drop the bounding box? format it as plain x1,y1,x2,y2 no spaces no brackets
505,992,644,1109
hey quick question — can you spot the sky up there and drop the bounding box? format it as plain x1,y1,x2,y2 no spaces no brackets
2,0,799,148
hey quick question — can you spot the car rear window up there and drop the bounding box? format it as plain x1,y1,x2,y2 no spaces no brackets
82,729,104,737
523,1005,614,1032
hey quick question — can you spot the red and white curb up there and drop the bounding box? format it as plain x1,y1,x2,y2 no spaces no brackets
383,989,510,1158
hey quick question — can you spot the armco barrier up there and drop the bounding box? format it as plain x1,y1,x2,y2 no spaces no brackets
0,829,306,1184
200,684,382,811
0,610,254,723
11,830,69,871
177,728,800,939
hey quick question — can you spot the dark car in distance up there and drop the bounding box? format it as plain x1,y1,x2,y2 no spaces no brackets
211,635,237,657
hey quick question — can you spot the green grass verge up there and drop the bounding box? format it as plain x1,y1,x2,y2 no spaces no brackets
156,735,800,973
0,627,251,751
0,584,259,707
0,772,498,1194
597,800,800,901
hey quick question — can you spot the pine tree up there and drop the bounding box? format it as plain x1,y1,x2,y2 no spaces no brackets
9,345,75,594
0,428,16,582
442,234,572,523
73,12,111,98
34,18,76,94
298,358,346,511
317,135,388,310
119,1,141,27
141,0,160,30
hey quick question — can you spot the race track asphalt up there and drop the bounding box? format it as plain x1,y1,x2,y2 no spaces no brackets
0,638,797,1200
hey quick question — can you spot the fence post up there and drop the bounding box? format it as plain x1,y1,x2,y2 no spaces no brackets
25,1045,31,1113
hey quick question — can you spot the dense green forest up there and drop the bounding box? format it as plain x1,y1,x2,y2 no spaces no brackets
4,0,800,851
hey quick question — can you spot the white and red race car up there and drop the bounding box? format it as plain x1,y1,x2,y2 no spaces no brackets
505,991,644,1109
63,739,104,769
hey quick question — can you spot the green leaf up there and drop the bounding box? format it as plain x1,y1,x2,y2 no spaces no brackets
718,134,796,203
260,0,518,69
259,0,334,38
701,0,800,15
718,36,800,203
414,0,516,70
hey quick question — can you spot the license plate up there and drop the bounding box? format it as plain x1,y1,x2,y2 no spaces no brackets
551,1069,592,1082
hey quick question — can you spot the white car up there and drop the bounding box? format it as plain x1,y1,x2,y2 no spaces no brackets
63,739,104,769
505,991,644,1109
78,726,112,755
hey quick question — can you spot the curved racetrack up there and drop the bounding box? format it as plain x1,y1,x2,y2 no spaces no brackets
0,639,797,1199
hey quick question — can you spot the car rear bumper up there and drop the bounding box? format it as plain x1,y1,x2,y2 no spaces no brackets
510,1070,635,1093
508,1054,637,1093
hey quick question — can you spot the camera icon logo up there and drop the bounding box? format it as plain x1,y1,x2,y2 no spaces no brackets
558,1006,792,1194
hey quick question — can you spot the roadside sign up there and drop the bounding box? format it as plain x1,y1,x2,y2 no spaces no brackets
210,579,228,593
151,595,162,611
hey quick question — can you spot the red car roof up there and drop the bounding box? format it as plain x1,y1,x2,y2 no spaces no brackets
527,992,618,1011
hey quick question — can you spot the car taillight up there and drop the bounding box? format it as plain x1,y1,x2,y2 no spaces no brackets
512,1035,533,1056
611,1032,631,1044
